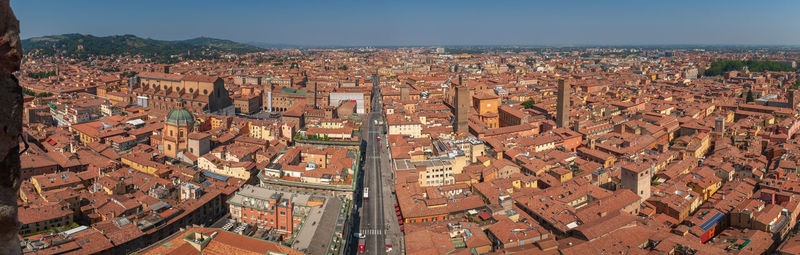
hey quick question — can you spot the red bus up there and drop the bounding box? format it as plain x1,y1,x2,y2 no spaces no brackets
358,238,366,253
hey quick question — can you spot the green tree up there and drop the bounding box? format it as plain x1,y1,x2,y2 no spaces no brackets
704,60,796,76
521,99,536,109
27,70,56,79
23,88,54,98
23,88,35,97
746,89,754,103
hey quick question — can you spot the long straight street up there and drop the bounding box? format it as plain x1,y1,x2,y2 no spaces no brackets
353,75,403,255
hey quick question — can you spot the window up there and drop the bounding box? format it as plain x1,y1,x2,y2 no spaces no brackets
179,131,184,138
167,144,172,150
204,89,208,95
280,211,286,216
170,130,174,136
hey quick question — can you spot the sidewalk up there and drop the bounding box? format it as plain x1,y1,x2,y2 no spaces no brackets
378,133,404,254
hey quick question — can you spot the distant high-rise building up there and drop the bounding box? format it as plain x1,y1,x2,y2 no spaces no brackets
790,90,797,110
455,81,470,133
556,79,571,128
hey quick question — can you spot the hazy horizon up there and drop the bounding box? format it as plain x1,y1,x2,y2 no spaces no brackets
20,33,800,48
13,0,800,47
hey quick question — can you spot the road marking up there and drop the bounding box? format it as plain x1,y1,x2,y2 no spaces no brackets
359,229,384,235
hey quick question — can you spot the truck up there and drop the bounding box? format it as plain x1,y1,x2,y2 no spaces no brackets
363,187,369,201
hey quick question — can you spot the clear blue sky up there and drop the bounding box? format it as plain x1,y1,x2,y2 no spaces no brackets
11,0,800,46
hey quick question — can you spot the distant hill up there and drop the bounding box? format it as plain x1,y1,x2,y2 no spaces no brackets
22,34,265,61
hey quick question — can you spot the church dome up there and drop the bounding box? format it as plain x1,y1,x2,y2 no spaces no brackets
166,108,194,126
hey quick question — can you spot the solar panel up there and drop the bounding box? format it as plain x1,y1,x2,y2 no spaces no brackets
699,212,723,231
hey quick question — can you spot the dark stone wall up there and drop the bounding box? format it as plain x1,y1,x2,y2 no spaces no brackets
0,0,22,254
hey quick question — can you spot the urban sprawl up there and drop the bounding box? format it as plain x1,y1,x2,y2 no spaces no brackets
15,46,800,254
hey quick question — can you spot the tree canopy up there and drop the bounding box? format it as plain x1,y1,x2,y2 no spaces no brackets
23,88,53,98
521,99,536,109
704,60,795,76
22,34,264,62
27,70,56,79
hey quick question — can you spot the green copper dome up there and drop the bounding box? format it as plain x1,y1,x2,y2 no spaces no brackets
166,108,194,126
